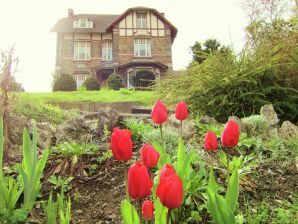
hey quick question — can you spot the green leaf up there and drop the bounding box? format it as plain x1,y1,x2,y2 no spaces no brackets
207,167,218,194
154,198,167,224
121,199,140,224
157,153,171,169
153,141,164,155
225,168,239,212
206,189,223,224
215,194,236,224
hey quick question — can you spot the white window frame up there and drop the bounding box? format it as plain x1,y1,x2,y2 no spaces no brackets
136,13,147,28
74,42,91,60
127,67,155,89
73,18,93,28
102,41,112,61
134,39,151,57
74,74,90,88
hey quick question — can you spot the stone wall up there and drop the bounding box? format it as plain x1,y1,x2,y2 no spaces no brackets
50,101,139,113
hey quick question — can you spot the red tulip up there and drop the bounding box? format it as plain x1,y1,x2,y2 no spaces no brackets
175,102,189,120
110,128,132,161
221,120,240,147
151,100,168,124
128,162,152,200
142,200,154,220
159,164,176,182
204,131,218,151
141,144,160,168
156,173,183,209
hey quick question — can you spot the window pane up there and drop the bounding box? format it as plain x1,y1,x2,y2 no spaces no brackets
136,14,147,28
102,41,112,60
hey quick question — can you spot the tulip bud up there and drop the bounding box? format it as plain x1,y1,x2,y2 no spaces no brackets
175,102,188,120
151,100,168,124
204,131,218,151
221,120,240,147
156,173,183,209
110,128,132,161
159,164,176,182
142,200,154,220
128,162,152,200
141,144,160,168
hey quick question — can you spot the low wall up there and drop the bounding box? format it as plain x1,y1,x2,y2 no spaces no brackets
51,101,140,113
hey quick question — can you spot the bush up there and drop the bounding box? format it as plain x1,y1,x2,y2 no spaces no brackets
107,73,122,90
52,74,77,92
242,115,269,137
83,77,100,91
159,19,298,123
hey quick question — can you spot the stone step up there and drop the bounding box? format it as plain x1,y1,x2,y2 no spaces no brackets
131,107,152,114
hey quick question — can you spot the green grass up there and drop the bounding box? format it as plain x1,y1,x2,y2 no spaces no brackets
18,88,156,106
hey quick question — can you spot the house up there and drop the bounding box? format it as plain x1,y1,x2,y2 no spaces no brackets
51,6,177,88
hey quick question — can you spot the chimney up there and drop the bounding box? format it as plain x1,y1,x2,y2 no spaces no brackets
160,12,165,17
68,9,74,16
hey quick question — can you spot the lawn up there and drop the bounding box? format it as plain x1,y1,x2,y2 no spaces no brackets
18,88,156,106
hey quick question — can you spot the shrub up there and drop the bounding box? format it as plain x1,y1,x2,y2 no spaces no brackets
159,19,298,123
242,115,269,137
122,118,154,142
83,77,100,91
107,73,122,90
53,74,77,92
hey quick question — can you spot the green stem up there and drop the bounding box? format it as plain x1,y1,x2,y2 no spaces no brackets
139,199,143,224
166,208,171,224
123,161,129,200
160,124,164,149
226,152,230,185
180,120,183,139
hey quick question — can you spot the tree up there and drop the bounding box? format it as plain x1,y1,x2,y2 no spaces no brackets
190,38,230,64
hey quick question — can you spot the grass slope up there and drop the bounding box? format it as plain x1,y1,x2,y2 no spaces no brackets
18,88,156,106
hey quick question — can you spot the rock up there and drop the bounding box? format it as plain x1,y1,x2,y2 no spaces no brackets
28,119,56,150
198,115,219,126
9,113,28,146
228,116,245,132
279,121,298,139
55,113,98,144
55,107,120,144
260,104,279,126
97,107,120,139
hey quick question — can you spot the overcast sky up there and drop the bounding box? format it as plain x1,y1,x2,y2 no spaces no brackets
0,0,248,92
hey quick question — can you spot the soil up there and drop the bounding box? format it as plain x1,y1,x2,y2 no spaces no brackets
30,152,128,224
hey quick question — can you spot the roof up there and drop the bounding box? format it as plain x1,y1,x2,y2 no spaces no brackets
119,59,168,70
106,6,177,39
51,7,177,39
51,14,119,33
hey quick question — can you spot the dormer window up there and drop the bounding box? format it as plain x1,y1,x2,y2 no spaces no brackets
136,13,147,28
73,18,93,28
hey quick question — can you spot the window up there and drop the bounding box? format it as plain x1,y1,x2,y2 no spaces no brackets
102,41,112,61
74,74,90,88
74,42,91,60
134,39,151,57
136,67,153,72
73,18,93,28
136,13,147,28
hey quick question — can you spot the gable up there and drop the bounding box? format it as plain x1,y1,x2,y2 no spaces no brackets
106,7,177,39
